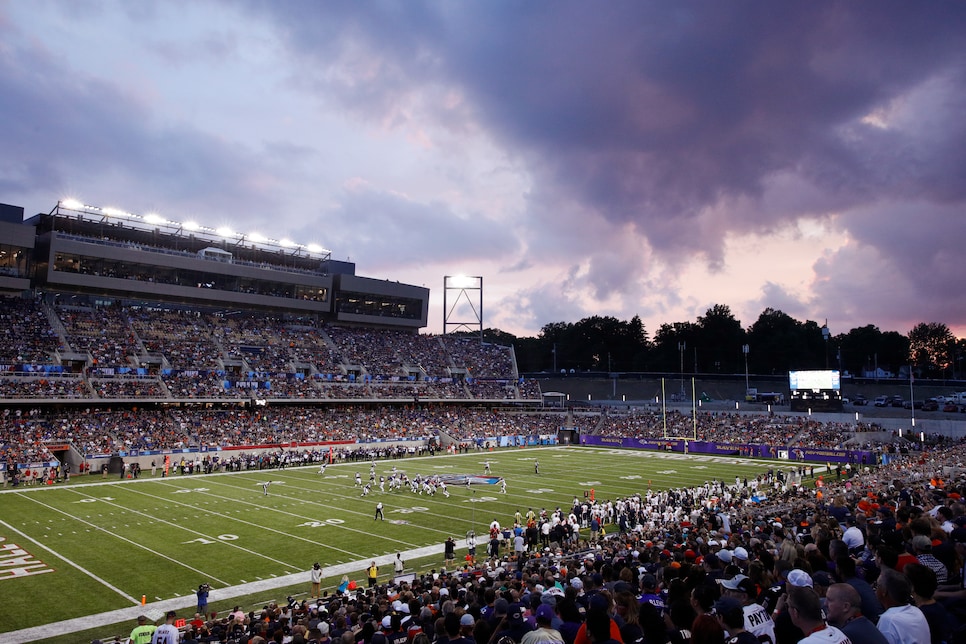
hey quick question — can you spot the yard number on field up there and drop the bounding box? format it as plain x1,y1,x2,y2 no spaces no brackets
183,534,239,545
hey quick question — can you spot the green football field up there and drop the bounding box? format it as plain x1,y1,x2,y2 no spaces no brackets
0,445,791,641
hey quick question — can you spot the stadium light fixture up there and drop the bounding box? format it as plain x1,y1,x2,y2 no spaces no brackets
449,274,477,288
183,221,200,231
247,232,267,243
216,226,234,238
143,213,165,225
280,239,296,247
61,199,84,209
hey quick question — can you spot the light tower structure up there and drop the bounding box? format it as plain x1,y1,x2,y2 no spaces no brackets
443,275,483,341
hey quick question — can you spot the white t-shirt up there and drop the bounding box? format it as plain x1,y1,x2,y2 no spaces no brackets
151,623,180,644
798,624,851,643
876,604,929,644
743,602,775,644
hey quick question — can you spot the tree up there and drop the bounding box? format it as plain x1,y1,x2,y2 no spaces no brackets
746,308,815,374
838,324,883,376
653,321,697,373
695,304,745,373
908,322,955,377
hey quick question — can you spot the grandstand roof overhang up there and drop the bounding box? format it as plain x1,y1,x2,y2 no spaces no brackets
50,200,332,262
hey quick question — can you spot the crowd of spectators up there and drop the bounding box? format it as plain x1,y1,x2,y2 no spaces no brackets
0,405,570,463
59,305,141,368
105,439,966,644
442,337,514,378
591,409,890,451
0,298,62,364
91,377,166,399
0,301,536,402
0,396,935,472
0,375,91,399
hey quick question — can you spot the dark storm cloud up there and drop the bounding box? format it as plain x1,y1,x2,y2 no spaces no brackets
0,17,284,218
247,0,966,265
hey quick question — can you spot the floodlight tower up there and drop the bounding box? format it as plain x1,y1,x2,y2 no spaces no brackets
443,275,483,341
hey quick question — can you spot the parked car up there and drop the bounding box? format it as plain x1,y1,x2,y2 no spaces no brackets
889,395,905,407
903,399,924,410
921,399,939,412
874,395,889,407
944,402,961,413
853,394,868,406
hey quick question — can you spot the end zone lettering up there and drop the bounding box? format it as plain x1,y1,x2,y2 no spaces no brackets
0,537,54,579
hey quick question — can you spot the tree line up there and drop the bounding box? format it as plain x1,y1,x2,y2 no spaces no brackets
471,305,965,380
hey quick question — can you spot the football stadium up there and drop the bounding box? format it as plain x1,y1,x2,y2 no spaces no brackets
2,202,965,643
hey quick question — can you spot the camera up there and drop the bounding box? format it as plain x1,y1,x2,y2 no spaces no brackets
199,583,211,592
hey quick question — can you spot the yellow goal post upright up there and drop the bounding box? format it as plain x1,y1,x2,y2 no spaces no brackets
660,377,698,443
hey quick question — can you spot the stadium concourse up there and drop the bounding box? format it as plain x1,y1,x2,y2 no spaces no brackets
5,440,966,644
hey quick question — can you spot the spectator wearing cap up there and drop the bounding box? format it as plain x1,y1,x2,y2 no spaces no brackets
770,569,811,644
732,546,749,571
151,610,180,644
875,567,930,644
760,560,793,615
719,574,775,644
637,574,666,615
489,598,510,629
520,604,564,644
492,602,535,644
442,612,473,644
825,583,887,644
459,613,478,642
811,571,833,611
911,534,949,584
713,596,757,644
129,615,156,644
785,586,850,644
701,551,725,589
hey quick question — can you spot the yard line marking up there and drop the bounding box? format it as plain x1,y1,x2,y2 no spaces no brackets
123,483,411,558
11,494,230,591
65,488,300,572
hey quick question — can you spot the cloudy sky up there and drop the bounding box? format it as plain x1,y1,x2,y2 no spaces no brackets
2,1,965,339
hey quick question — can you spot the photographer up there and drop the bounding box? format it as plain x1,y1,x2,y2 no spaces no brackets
197,583,210,618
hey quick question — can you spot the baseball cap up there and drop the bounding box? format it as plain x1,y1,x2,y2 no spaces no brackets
717,549,733,563
720,574,755,595
536,604,554,623
733,546,749,561
912,535,933,551
509,603,524,623
787,569,813,588
460,614,475,627
811,571,832,587
570,577,584,590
